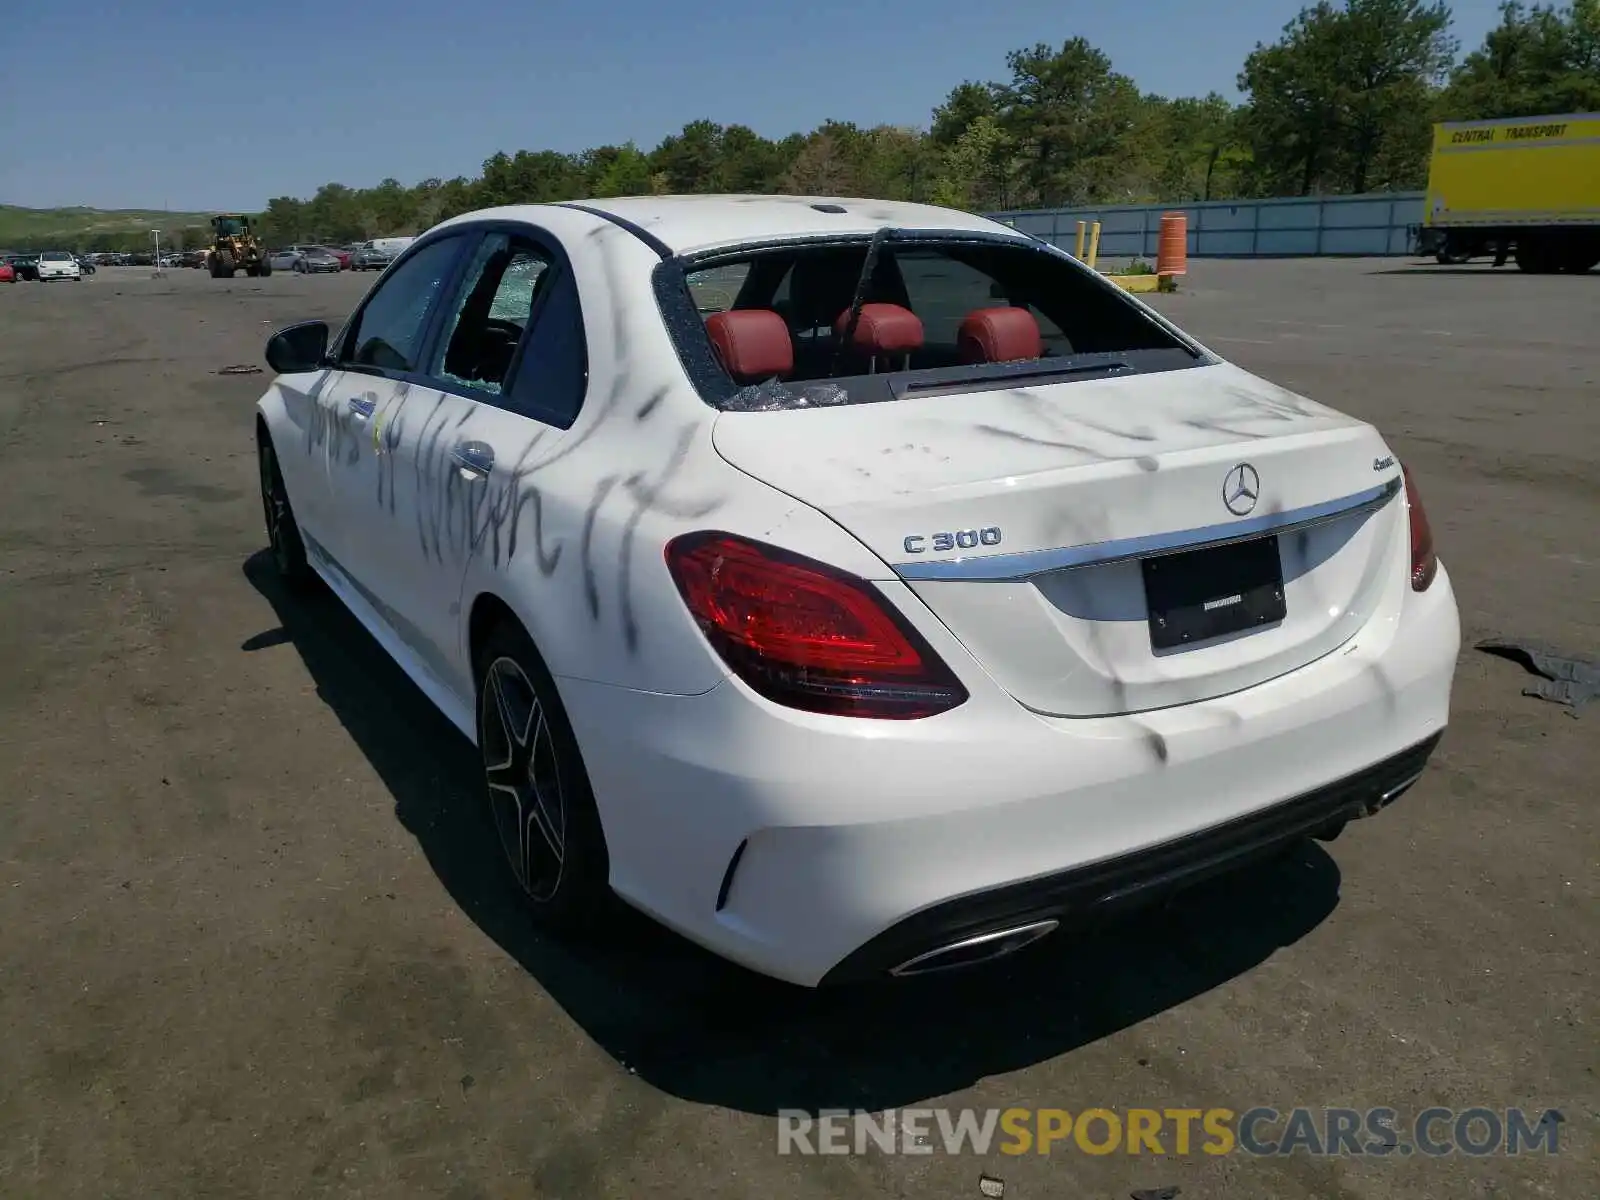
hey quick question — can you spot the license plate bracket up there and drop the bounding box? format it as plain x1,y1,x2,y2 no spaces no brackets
1142,536,1286,651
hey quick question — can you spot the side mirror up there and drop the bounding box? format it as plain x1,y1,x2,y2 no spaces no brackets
265,320,331,374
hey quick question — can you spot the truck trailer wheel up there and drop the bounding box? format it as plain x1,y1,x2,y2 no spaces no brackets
1434,233,1475,264
1514,239,1560,274
1561,238,1600,274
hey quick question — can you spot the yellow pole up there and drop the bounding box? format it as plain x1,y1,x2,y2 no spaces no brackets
1073,220,1087,260
1087,221,1102,269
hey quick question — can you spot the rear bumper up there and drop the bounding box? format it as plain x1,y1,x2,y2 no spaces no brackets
561,565,1460,987
820,731,1439,983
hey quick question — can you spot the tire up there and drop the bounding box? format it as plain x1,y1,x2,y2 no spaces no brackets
474,619,613,934
1561,245,1599,274
1514,238,1559,274
258,434,314,588
259,257,273,278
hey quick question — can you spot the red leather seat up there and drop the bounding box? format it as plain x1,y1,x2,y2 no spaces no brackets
958,306,1042,364
705,309,794,383
833,303,923,371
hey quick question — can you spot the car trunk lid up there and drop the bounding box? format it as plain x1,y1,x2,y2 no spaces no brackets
711,361,1407,717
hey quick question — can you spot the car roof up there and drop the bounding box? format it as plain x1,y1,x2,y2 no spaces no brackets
447,194,1024,256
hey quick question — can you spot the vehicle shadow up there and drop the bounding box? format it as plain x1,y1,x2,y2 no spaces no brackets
1366,264,1519,276
243,549,1344,1116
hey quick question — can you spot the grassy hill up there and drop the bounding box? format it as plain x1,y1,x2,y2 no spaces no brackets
0,204,218,249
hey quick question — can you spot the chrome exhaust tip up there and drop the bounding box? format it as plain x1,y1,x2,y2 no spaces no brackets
1360,770,1426,818
889,919,1059,978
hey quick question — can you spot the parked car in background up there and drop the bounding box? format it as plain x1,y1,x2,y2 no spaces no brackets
292,246,341,274
0,260,14,283
36,251,81,281
268,248,303,273
366,236,416,256
74,255,96,275
322,245,352,270
6,253,40,281
350,242,397,271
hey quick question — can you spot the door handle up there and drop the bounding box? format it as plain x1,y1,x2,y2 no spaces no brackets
347,395,376,419
450,441,495,479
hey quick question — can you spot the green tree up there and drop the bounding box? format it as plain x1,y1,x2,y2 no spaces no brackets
718,125,787,191
434,177,478,222
1148,94,1243,201
1239,0,1456,195
930,81,999,146
779,128,861,195
993,38,1147,206
931,114,1016,210
365,177,414,235
1441,0,1600,117
259,196,306,244
855,125,939,201
650,120,725,191
583,144,657,196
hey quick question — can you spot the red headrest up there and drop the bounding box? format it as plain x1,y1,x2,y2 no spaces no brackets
958,306,1042,364
705,309,793,383
834,303,923,355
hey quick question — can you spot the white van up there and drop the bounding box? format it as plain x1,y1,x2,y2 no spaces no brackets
366,236,416,256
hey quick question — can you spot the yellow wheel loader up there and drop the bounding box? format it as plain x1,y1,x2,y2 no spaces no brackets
208,214,272,278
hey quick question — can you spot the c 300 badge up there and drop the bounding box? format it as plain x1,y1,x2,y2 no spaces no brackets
903,527,1003,555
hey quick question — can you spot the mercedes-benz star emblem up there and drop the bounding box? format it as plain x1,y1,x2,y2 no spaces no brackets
1223,463,1260,516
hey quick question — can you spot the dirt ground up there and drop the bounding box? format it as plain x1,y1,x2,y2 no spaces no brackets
0,259,1594,1199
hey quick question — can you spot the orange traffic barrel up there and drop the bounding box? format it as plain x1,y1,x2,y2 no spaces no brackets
1156,212,1188,276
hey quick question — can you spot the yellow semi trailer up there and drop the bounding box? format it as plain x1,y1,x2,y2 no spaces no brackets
1419,111,1600,273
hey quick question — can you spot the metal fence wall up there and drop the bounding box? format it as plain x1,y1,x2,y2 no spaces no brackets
986,193,1426,258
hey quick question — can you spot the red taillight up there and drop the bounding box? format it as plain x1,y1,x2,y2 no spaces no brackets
664,531,968,719
1402,464,1437,591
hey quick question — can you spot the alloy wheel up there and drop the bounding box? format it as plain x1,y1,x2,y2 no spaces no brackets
259,444,289,570
480,656,567,902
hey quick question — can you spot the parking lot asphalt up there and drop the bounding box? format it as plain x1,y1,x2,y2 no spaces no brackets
0,261,1594,1199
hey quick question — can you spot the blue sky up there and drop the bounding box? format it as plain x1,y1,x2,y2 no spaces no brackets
1,0,1505,212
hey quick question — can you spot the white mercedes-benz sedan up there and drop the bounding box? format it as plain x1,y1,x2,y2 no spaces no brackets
255,195,1460,986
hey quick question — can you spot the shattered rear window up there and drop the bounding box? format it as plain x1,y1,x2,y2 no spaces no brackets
658,232,1204,412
